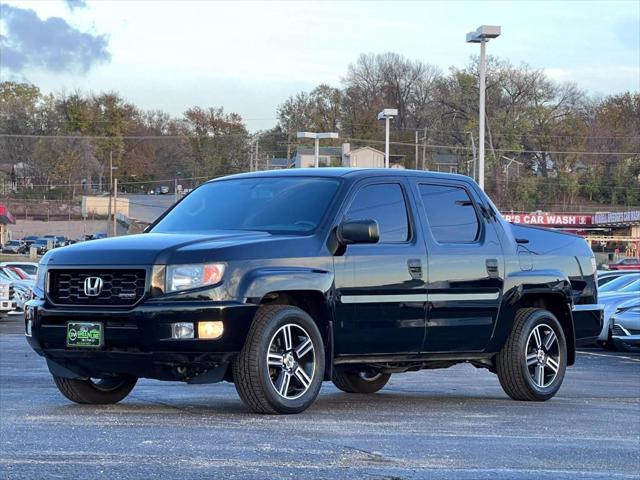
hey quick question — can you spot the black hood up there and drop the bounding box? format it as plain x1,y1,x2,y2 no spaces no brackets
42,231,281,266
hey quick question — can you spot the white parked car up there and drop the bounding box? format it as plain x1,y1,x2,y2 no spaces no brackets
0,281,16,315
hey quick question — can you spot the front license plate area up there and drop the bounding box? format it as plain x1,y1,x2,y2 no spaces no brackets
66,322,103,348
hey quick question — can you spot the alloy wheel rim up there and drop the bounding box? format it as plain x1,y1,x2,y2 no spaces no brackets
525,323,561,388
267,323,315,400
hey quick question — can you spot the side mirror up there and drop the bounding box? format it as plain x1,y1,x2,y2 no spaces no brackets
337,219,380,245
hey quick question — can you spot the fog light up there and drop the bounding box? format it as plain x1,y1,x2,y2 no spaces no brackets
171,322,194,339
25,307,33,337
198,321,223,339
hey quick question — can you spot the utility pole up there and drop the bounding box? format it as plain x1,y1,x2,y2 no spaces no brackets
467,25,501,190
253,138,260,172
377,109,397,168
478,38,486,190
112,178,118,237
469,131,477,182
415,130,419,170
422,127,427,170
174,178,178,203
108,150,113,236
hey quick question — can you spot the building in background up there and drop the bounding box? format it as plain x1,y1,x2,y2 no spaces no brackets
292,147,343,168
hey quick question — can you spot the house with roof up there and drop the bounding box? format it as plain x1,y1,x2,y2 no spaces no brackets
433,154,460,173
292,147,343,168
268,157,293,169
342,145,385,168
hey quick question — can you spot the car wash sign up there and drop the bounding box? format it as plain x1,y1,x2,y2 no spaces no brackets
502,212,593,227
594,210,640,225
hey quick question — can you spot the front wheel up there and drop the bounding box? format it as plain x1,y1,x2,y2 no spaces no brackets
53,375,137,404
332,366,390,394
496,308,567,401
233,305,325,414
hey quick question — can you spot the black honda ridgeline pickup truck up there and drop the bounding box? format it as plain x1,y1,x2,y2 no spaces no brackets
25,169,603,414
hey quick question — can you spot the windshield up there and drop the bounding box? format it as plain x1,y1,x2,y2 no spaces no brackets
151,177,341,235
599,274,640,293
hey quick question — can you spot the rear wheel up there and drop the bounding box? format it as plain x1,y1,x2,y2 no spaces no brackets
332,366,391,394
233,305,325,414
53,375,137,404
496,308,567,401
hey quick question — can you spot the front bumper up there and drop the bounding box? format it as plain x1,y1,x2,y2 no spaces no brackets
25,298,257,382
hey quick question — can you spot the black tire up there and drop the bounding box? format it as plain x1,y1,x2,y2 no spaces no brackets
233,305,325,414
52,375,137,404
332,366,390,394
496,308,567,401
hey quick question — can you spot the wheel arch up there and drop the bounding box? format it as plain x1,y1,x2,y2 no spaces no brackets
257,289,334,380
512,292,576,365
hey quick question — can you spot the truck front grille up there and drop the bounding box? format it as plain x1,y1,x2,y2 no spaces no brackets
48,269,146,306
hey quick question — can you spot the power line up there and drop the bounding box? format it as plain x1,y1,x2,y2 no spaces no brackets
347,137,640,156
2,132,637,156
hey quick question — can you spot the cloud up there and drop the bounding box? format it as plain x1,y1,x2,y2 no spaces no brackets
0,5,110,74
64,0,88,12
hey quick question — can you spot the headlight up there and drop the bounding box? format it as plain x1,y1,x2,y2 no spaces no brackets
36,267,47,292
165,263,225,293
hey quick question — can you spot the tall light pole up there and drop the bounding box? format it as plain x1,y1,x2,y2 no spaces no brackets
466,25,501,190
377,109,398,168
296,132,339,167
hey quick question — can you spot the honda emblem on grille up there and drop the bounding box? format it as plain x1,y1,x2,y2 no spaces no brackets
84,277,104,297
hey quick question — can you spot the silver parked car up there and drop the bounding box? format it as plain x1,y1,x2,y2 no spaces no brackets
598,276,640,346
597,270,640,287
611,298,640,351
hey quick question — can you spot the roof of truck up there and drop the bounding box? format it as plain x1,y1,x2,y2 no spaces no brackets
211,168,476,183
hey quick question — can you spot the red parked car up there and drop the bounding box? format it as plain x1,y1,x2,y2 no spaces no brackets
606,258,640,270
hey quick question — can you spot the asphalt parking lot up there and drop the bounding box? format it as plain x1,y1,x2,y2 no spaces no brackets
1,317,638,480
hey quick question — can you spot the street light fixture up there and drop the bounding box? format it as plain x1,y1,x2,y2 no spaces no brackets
377,108,398,168
466,25,501,191
296,131,339,168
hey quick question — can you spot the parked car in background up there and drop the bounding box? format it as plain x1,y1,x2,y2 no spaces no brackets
603,257,640,270
42,235,68,248
0,266,33,314
598,273,640,294
159,185,170,194
598,277,640,348
0,262,38,280
0,280,15,315
32,239,51,255
610,298,640,351
2,240,28,254
596,270,640,287
7,266,30,280
22,235,39,247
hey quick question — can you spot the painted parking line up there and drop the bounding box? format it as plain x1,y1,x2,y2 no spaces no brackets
578,350,640,363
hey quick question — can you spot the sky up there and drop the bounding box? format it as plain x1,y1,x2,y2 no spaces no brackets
1,0,639,131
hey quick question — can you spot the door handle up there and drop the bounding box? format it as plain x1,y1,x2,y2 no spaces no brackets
486,259,499,278
408,259,423,280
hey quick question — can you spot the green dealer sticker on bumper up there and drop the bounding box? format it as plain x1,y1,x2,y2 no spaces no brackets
66,322,103,348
